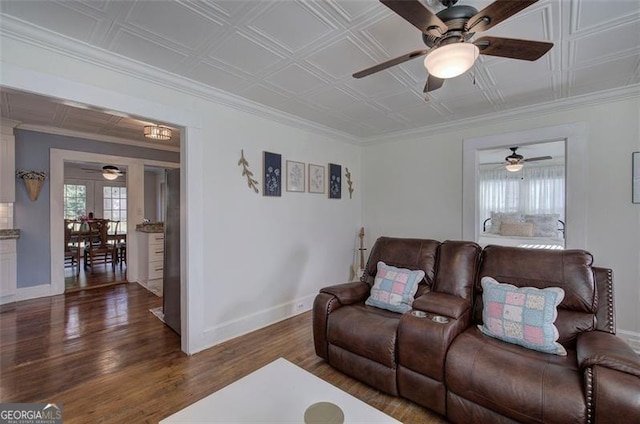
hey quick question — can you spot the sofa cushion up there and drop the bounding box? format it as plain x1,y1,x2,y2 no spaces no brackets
478,277,566,356
365,261,424,313
489,212,522,234
499,221,534,237
362,237,439,288
446,328,587,423
327,304,400,368
475,246,597,348
524,213,560,237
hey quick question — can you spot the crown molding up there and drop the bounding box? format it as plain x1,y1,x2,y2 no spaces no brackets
0,15,362,145
363,84,640,145
17,124,180,153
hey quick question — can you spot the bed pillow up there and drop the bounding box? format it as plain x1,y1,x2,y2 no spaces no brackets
524,214,560,237
365,261,425,313
499,221,534,237
489,212,522,234
478,276,567,356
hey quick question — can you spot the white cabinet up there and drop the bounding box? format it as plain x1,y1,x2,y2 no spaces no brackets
138,232,164,283
0,240,17,299
0,121,17,202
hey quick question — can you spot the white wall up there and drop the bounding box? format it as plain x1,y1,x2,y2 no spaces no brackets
1,33,361,353
2,27,637,350
362,97,640,337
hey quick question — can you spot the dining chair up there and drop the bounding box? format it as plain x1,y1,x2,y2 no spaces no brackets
84,219,117,272
64,219,82,276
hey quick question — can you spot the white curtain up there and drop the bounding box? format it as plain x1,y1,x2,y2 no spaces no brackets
478,165,565,228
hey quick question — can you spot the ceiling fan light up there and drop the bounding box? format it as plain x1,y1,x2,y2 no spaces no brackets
505,163,524,172
102,171,119,180
424,43,479,79
144,125,172,140
102,165,120,180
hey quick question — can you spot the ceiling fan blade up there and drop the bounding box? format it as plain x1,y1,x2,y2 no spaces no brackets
466,0,538,33
475,36,553,61
423,74,445,92
524,156,553,162
380,0,447,36
353,49,428,79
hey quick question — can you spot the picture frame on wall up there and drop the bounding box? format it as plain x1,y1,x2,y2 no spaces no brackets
308,163,325,194
263,151,282,197
329,163,341,199
286,160,305,192
633,152,640,204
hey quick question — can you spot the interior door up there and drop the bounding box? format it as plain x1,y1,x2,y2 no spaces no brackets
162,168,181,335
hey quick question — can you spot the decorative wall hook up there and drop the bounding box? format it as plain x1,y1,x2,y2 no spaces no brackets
238,150,259,193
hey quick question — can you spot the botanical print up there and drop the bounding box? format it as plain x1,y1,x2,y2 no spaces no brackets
329,163,341,199
263,151,281,197
308,164,325,194
286,161,305,192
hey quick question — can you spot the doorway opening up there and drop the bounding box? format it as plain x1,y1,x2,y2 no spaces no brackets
476,140,566,250
63,161,129,292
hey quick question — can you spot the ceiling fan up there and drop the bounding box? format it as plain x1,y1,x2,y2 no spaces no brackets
353,0,553,94
487,147,553,172
80,165,126,180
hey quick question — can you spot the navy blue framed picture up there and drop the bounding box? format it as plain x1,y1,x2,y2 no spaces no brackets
329,163,341,199
263,151,282,197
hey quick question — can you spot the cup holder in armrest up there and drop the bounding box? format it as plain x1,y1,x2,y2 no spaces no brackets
409,310,450,324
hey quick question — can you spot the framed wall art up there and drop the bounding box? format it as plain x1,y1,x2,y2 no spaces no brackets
286,160,305,192
329,163,341,199
263,151,281,197
633,152,640,204
308,163,325,194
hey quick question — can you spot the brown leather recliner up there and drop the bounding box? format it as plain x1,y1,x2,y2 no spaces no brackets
445,245,640,423
313,237,481,403
313,239,640,423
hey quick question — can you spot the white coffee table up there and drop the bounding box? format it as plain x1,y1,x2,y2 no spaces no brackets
160,358,401,423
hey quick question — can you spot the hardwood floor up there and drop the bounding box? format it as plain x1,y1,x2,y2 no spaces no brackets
64,261,127,292
0,283,447,423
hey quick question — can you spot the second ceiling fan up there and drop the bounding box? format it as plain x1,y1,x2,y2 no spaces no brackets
353,0,553,93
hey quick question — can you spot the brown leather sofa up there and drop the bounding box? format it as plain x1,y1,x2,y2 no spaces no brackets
313,237,640,423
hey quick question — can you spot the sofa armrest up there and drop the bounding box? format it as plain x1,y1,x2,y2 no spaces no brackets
320,281,370,305
577,331,640,377
412,291,470,319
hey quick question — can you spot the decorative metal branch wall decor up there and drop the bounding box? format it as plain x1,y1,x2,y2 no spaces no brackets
238,150,259,193
345,167,354,199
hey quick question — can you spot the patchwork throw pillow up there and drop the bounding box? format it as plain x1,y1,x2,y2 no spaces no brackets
524,214,560,237
489,212,522,234
499,221,534,237
365,261,425,313
478,276,567,356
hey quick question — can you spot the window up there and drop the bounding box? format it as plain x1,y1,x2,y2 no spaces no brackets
64,184,87,219
103,186,127,234
478,165,565,227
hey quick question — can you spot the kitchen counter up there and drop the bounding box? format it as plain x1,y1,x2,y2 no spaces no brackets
0,229,20,240
136,222,164,233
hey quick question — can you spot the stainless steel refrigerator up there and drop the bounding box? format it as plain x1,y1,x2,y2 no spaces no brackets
163,168,181,335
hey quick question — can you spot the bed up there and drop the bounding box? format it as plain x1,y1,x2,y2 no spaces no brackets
478,215,565,250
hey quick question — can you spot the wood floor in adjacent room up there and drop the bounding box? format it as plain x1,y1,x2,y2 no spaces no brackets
0,283,447,423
